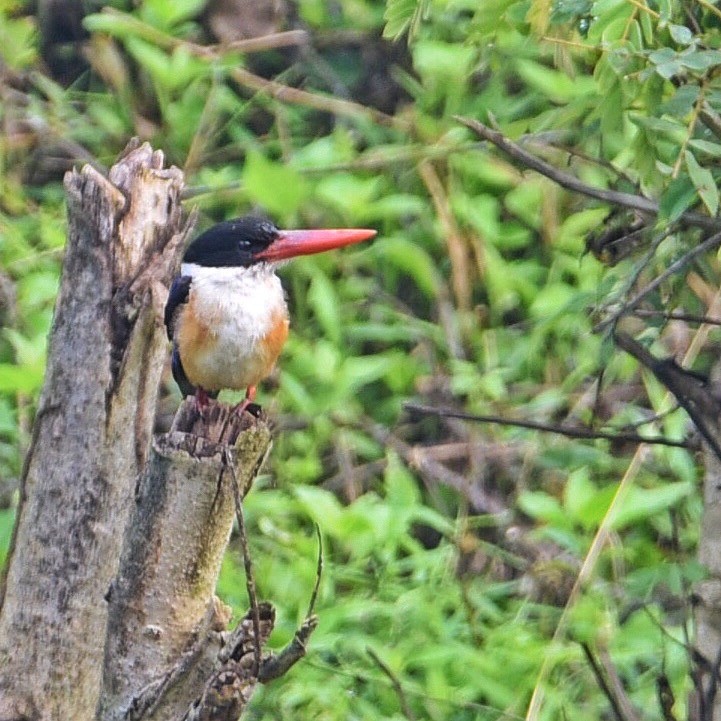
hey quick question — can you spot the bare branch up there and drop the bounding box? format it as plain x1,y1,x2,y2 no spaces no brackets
455,115,719,231
403,402,691,449
367,647,416,721
632,309,721,326
613,332,721,462
225,447,263,676
595,230,721,332
580,643,640,721
258,616,319,684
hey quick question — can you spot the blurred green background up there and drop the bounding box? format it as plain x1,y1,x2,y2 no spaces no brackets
3,0,721,718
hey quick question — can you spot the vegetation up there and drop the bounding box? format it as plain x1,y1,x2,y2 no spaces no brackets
2,0,721,718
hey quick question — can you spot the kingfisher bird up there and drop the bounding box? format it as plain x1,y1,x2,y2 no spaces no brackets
164,216,376,411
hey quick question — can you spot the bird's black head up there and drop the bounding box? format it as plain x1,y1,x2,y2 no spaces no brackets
183,215,377,268
183,216,279,268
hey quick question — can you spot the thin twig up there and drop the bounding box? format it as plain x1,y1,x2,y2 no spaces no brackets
307,525,323,618
606,227,673,316
223,448,262,675
613,332,721,462
580,643,638,721
595,230,721,332
367,647,416,721
532,139,637,187
596,646,643,721
188,30,310,57
403,402,691,449
97,8,309,56
231,67,408,130
632,309,721,325
455,116,719,231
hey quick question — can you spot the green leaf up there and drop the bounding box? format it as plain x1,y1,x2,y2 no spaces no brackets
563,468,596,523
373,236,441,298
609,481,693,529
668,24,693,46
337,355,396,393
688,139,721,158
514,59,594,103
517,491,569,527
679,49,721,71
413,40,477,84
0,16,36,69
658,176,697,224
384,0,428,41
315,174,382,220
0,363,44,394
685,150,718,216
0,508,16,568
628,113,686,143
242,152,309,218
306,270,342,345
384,452,420,510
293,486,345,535
140,0,206,29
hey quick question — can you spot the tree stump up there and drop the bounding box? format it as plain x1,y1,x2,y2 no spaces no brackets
0,143,308,721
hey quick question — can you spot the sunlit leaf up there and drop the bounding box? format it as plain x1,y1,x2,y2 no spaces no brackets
685,150,718,216
609,482,693,529
242,151,309,218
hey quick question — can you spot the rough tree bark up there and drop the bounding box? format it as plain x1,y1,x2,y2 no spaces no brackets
0,143,308,721
98,407,272,721
0,141,188,720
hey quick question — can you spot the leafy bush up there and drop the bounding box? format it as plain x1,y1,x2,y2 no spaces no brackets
2,0,719,717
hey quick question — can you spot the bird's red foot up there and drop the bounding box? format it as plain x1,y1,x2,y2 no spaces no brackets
232,386,259,417
194,388,213,417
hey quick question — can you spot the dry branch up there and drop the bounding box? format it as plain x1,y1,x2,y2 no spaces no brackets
455,115,719,231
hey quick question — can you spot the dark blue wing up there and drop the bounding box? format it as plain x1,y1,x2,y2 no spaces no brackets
171,344,196,397
165,274,219,399
164,275,192,340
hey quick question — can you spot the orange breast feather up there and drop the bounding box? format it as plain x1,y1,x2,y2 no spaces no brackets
260,312,289,373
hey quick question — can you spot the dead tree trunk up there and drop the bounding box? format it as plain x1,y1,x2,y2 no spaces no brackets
0,141,188,720
0,143,308,721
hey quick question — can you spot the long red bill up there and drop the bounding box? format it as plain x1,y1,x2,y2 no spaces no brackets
255,227,377,262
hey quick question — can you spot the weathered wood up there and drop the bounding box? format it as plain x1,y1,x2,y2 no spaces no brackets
182,603,276,721
98,401,272,721
695,365,721,721
696,444,721,721
0,142,314,721
0,142,189,721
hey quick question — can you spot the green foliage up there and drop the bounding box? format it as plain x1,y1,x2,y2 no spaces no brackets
2,0,720,717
